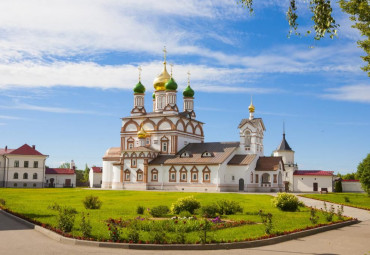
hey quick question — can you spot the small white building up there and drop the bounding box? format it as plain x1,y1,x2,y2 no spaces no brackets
342,180,364,193
0,144,48,188
293,170,333,192
89,166,102,188
45,162,76,188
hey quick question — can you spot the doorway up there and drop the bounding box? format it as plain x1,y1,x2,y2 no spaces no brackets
313,182,318,192
239,178,244,191
65,179,71,187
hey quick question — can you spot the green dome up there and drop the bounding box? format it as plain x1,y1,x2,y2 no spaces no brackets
133,81,145,94
183,85,194,97
152,93,155,99
165,77,178,91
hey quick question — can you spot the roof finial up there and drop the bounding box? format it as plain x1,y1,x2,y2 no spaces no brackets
283,121,285,135
163,46,167,64
138,65,142,82
187,71,191,86
170,63,173,77
248,95,255,113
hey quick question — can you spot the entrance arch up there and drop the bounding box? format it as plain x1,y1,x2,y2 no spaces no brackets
239,178,244,191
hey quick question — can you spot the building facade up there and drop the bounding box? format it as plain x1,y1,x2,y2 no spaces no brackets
89,166,102,188
0,144,48,188
102,53,286,192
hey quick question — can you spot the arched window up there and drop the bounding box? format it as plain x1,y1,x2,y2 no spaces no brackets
161,136,169,153
136,169,143,181
202,167,211,183
262,173,270,183
127,137,134,150
23,173,28,179
33,173,38,180
151,169,158,182
124,169,130,181
245,131,251,148
180,151,192,158
180,167,187,182
191,166,198,183
13,172,18,179
169,166,176,182
201,151,214,158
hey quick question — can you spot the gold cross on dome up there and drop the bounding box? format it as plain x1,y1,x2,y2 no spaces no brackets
187,71,191,85
138,66,142,81
163,46,167,63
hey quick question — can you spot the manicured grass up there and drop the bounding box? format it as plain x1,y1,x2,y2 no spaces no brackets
0,188,348,242
301,193,370,210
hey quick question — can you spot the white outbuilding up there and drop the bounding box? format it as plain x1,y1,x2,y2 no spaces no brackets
89,166,102,188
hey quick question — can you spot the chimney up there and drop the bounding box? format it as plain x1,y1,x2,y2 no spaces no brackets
5,146,7,151
70,160,76,170
32,145,35,149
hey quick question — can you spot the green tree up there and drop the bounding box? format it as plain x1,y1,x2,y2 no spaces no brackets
59,162,71,169
84,164,90,182
357,153,370,195
238,0,370,76
335,180,343,192
342,172,359,180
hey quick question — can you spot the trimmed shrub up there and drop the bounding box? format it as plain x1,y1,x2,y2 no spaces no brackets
171,196,201,214
83,195,102,209
0,198,5,206
335,180,343,192
136,205,145,215
272,193,304,211
48,203,77,232
179,210,192,218
217,200,243,215
150,205,170,217
201,204,220,218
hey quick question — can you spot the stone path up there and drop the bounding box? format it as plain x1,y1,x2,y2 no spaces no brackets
0,196,369,255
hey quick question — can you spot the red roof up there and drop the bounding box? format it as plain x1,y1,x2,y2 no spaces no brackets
45,167,75,175
342,179,360,182
91,167,102,173
294,170,333,176
0,144,45,156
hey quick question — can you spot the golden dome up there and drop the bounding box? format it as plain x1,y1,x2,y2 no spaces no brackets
248,98,255,113
137,127,147,139
153,63,170,91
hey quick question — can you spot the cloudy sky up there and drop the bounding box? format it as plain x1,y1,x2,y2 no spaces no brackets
0,0,369,173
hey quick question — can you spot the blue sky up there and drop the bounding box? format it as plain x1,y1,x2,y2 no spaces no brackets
0,0,369,173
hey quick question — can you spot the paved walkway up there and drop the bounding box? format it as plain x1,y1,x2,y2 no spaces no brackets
0,196,369,255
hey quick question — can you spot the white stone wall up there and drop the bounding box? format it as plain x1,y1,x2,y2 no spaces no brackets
342,181,364,193
102,160,113,188
293,175,333,192
45,174,76,188
89,170,102,188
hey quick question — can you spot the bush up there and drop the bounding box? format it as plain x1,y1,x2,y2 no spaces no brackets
217,200,243,215
323,202,335,222
83,195,102,209
150,205,170,217
309,207,319,224
201,204,220,218
344,196,350,203
0,198,5,206
171,196,201,214
272,193,304,211
179,210,192,218
80,212,92,237
107,223,121,242
48,203,77,232
259,210,273,234
335,180,343,192
136,205,145,215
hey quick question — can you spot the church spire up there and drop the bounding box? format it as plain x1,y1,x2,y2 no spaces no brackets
249,96,255,120
277,122,292,151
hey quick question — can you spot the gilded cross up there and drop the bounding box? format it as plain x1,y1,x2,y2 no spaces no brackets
187,71,191,85
138,66,142,81
163,46,167,63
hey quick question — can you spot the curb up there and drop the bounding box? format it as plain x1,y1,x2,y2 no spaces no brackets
0,209,359,250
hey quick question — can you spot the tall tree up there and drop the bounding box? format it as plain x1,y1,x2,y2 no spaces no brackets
84,164,90,182
59,162,71,169
238,0,370,76
357,153,370,195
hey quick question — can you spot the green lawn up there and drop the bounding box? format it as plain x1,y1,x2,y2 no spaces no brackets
301,193,370,210
0,188,348,243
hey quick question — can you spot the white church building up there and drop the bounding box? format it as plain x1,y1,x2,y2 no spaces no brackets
102,51,333,193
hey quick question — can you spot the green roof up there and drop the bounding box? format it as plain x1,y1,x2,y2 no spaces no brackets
165,77,178,91
183,85,194,97
133,81,145,94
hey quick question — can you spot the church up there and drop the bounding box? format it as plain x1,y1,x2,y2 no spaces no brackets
101,50,333,193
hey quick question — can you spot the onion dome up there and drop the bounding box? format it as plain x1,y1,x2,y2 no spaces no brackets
183,85,194,97
152,93,155,99
165,77,178,91
248,97,255,113
137,127,147,139
133,81,145,94
153,64,170,91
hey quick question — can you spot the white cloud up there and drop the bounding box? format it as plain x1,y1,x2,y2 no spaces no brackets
322,84,370,103
0,115,22,120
